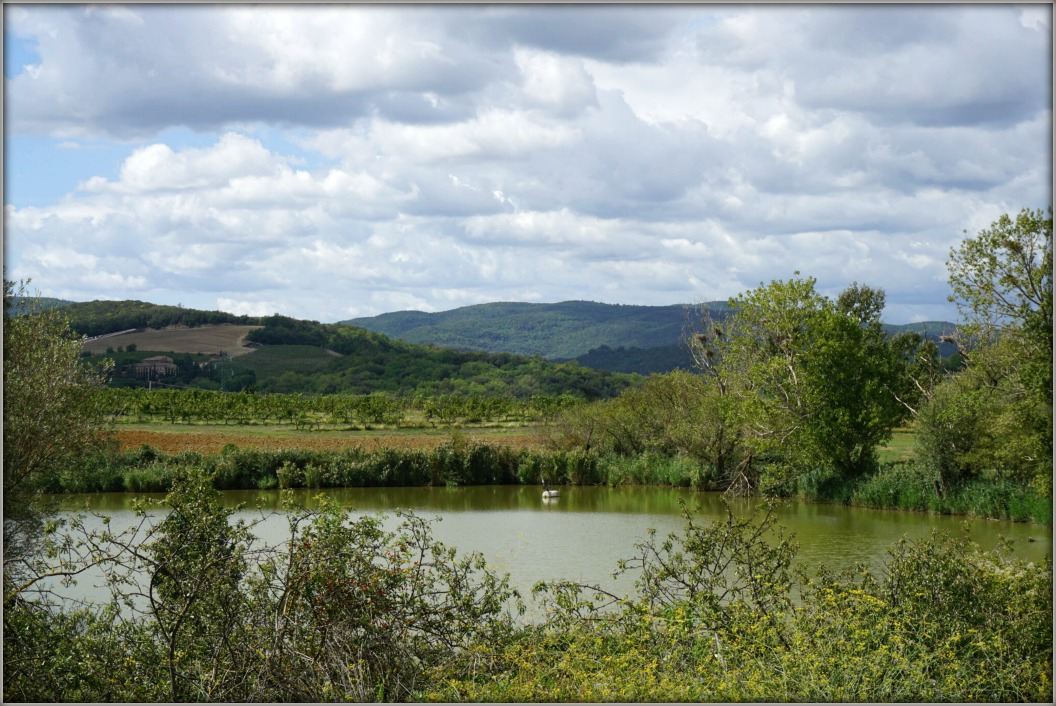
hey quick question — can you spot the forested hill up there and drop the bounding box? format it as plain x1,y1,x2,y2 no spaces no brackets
55,300,640,398
342,300,732,360
342,300,960,369
4,295,78,317
60,300,261,337
235,315,638,398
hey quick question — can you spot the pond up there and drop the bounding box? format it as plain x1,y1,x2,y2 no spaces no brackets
48,485,1051,620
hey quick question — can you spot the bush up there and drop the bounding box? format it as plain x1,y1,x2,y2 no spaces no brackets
596,451,711,488
849,461,936,510
123,462,177,493
915,378,986,489
429,506,1053,703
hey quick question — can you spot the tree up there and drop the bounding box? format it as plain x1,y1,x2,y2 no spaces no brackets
3,280,114,573
948,207,1052,334
947,206,1052,409
919,209,1053,494
717,276,912,491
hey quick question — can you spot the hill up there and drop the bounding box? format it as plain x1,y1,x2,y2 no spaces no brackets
236,315,637,398
70,303,639,399
47,297,961,384
342,300,732,360
343,300,960,373
4,295,77,316
80,325,262,357
61,299,261,338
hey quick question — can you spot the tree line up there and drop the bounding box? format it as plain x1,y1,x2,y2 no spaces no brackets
97,387,579,428
544,208,1053,503
61,299,261,337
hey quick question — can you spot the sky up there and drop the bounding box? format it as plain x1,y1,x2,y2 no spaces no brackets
3,4,1052,325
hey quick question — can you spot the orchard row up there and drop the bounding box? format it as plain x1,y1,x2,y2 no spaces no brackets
96,387,581,428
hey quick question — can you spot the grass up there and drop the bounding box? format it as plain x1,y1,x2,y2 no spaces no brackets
227,344,338,378
876,426,916,463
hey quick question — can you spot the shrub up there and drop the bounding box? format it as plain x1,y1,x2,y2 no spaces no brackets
123,462,177,493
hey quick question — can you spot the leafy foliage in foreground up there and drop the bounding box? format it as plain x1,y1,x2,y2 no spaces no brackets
4,472,523,702
5,480,1050,703
3,281,115,573
430,504,1053,703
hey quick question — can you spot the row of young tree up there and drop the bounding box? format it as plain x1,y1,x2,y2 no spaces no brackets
97,387,580,427
545,208,1052,499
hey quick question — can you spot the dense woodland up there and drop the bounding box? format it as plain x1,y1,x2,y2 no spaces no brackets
3,208,1052,702
84,315,641,398
341,299,721,360
63,299,260,337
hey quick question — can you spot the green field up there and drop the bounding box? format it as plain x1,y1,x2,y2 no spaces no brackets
877,426,917,463
227,344,339,378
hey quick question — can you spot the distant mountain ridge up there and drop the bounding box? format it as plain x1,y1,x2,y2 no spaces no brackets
343,300,960,374
20,295,960,378
56,299,638,398
342,300,732,361
5,295,77,317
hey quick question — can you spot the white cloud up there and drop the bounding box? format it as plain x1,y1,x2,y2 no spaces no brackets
2,5,1050,323
216,298,284,317
515,47,598,116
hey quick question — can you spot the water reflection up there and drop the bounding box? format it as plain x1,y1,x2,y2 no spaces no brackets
49,485,1051,620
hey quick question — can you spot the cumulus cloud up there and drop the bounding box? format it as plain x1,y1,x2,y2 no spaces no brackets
3,4,1050,324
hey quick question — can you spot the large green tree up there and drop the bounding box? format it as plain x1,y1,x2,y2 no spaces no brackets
716,275,914,491
918,208,1053,493
3,280,113,572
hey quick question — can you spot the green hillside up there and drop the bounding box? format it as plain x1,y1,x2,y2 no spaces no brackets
66,302,640,399
569,343,697,375
236,315,637,398
49,297,961,385
342,300,731,360
344,300,961,372
60,299,260,337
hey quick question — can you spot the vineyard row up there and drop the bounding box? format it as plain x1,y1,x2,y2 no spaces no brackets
96,388,582,428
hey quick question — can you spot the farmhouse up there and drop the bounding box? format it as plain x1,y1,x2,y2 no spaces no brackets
130,355,178,377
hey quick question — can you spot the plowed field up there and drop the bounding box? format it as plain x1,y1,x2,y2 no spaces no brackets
114,428,544,455
83,325,261,356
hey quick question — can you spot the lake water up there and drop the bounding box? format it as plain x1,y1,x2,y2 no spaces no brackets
49,485,1052,620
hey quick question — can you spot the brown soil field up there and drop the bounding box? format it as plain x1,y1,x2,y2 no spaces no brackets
83,325,262,356
113,428,546,455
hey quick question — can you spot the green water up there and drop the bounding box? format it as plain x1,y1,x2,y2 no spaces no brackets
52,485,1051,618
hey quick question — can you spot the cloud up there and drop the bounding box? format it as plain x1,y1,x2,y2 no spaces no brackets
3,5,1050,325
693,6,1050,129
5,6,506,136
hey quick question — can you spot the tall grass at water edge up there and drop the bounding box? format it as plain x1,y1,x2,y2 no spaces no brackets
813,460,1051,524
57,443,721,495
55,444,1049,524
